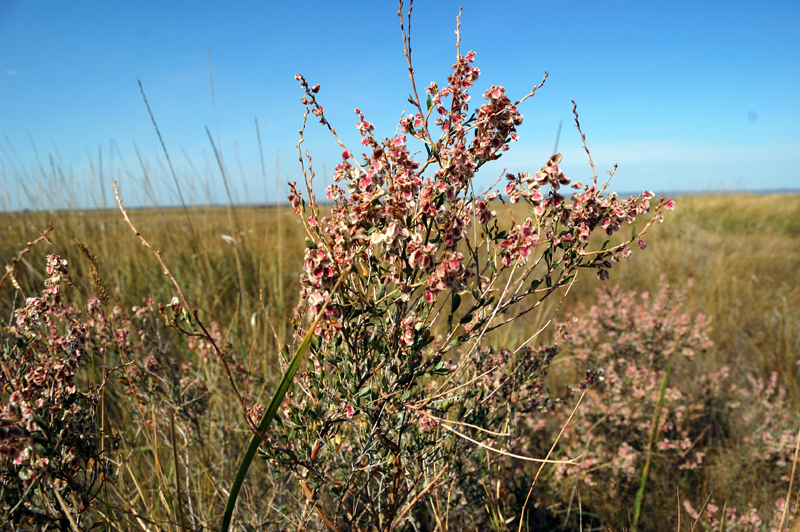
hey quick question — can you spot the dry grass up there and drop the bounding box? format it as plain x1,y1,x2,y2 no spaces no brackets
1,192,798,530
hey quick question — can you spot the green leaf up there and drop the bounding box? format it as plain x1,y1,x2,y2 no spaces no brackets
397,370,414,386
543,247,553,268
451,292,462,314
448,335,463,347
408,94,416,105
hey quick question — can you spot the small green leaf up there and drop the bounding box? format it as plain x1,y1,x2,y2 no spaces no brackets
451,292,462,314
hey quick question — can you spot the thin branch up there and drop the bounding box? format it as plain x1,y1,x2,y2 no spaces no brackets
0,222,53,292
438,423,578,464
112,182,252,426
392,465,449,527
572,100,597,185
517,390,587,532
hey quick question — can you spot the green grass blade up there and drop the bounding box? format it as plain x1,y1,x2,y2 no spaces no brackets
221,276,343,532
220,327,315,531
632,355,674,532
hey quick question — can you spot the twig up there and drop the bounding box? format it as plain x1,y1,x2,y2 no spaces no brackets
403,405,510,437
53,488,80,532
779,423,800,531
572,100,597,185
300,480,341,532
392,465,449,527
0,222,53,291
112,182,251,424
439,422,578,464
517,390,587,532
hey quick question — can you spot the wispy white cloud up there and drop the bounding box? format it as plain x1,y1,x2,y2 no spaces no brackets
5,69,17,76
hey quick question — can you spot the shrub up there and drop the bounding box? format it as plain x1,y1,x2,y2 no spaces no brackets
683,496,798,532
527,278,716,528
253,4,674,529
525,278,798,531
1,255,105,530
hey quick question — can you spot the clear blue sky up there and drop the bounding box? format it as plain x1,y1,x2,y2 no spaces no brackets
1,1,798,210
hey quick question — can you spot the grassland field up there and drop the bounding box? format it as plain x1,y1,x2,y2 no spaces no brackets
1,192,798,530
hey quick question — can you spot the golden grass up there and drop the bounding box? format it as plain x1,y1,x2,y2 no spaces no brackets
2,193,797,392
1,192,798,529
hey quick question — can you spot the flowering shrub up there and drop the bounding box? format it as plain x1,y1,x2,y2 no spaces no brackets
1,255,105,529
256,5,675,530
0,252,222,530
556,279,715,475
523,279,715,526
683,497,797,532
515,277,800,531
738,371,799,472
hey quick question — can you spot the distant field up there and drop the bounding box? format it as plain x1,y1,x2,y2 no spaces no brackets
3,193,797,368
2,193,798,399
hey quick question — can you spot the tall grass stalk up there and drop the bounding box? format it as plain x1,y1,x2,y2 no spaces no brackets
137,78,196,241
779,425,800,531
632,354,675,532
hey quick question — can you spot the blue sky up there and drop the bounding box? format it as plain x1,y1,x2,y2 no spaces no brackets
1,1,798,210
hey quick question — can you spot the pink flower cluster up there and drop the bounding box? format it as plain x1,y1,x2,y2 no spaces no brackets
500,218,540,266
537,278,714,495
683,496,796,532
1,255,103,523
